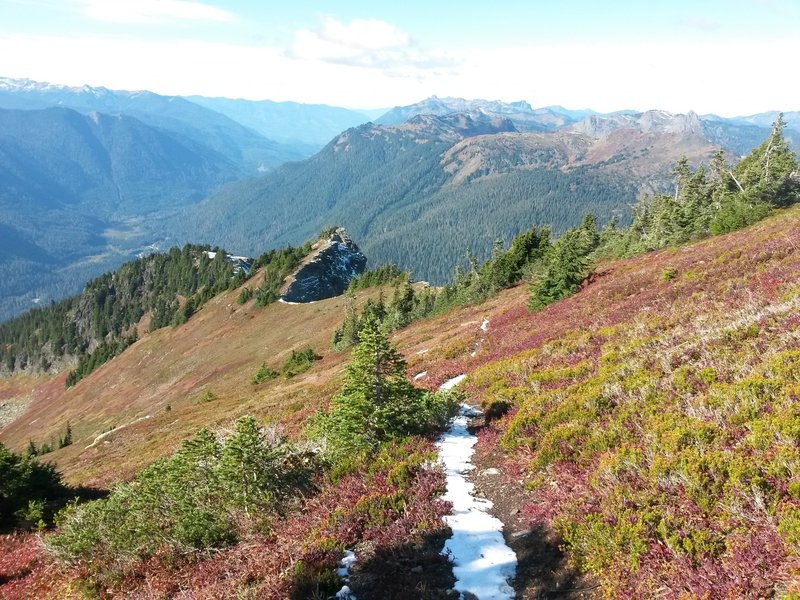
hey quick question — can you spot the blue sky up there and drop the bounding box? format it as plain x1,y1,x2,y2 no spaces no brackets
0,0,797,115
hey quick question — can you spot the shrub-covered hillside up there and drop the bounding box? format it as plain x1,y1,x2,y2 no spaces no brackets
412,205,800,597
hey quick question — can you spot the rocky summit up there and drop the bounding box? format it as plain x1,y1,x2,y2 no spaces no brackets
281,228,367,303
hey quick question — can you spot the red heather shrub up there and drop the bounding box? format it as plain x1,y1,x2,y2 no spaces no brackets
450,209,800,597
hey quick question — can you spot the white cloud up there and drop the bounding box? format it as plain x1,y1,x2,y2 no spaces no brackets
82,0,235,24
289,17,456,71
0,33,796,116
317,17,410,51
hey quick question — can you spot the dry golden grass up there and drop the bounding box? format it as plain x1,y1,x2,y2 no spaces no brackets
0,270,512,487
0,281,356,485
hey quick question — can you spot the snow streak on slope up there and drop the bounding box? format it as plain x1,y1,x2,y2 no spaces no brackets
437,375,516,599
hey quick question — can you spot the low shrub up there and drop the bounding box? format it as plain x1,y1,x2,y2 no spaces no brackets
251,363,279,384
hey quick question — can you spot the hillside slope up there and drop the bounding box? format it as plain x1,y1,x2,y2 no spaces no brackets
403,205,800,598
0,270,356,486
1,208,799,597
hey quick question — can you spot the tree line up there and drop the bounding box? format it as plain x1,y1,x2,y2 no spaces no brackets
530,116,797,310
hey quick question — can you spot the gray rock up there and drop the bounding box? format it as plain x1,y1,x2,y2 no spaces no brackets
511,528,532,538
281,228,367,303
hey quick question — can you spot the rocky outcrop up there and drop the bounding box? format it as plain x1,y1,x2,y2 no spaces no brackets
281,229,367,303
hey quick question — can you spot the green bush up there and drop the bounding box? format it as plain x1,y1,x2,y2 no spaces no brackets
48,419,318,573
308,313,459,469
236,287,253,304
282,348,321,378
251,363,279,384
197,389,217,403
0,443,66,531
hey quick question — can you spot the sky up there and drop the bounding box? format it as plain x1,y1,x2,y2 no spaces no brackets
0,0,798,116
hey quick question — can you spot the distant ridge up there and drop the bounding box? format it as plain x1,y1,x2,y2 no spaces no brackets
0,76,305,172
375,95,596,131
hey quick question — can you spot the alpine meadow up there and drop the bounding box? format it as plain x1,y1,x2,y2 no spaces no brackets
1,1,800,598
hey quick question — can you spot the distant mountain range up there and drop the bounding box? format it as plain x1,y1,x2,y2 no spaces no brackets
378,96,800,144
0,76,797,320
0,78,306,173
185,95,371,148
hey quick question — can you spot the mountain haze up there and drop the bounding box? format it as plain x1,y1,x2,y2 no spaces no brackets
0,106,251,320
186,95,371,149
0,78,309,321
0,77,305,172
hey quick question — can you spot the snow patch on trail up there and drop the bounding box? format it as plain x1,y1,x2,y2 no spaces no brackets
472,318,490,357
413,371,428,381
437,375,516,599
278,298,305,305
335,550,357,599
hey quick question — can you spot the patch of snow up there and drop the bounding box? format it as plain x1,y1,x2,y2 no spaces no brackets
278,298,304,305
416,348,430,355
336,585,356,600
337,549,357,577
436,377,516,600
413,371,428,381
481,318,490,332
439,374,467,391
335,550,357,599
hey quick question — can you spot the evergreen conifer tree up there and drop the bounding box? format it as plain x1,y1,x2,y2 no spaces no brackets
310,312,455,466
218,417,279,515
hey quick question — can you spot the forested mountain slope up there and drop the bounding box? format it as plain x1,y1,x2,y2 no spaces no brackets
177,111,723,283
0,78,314,322
0,106,258,322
